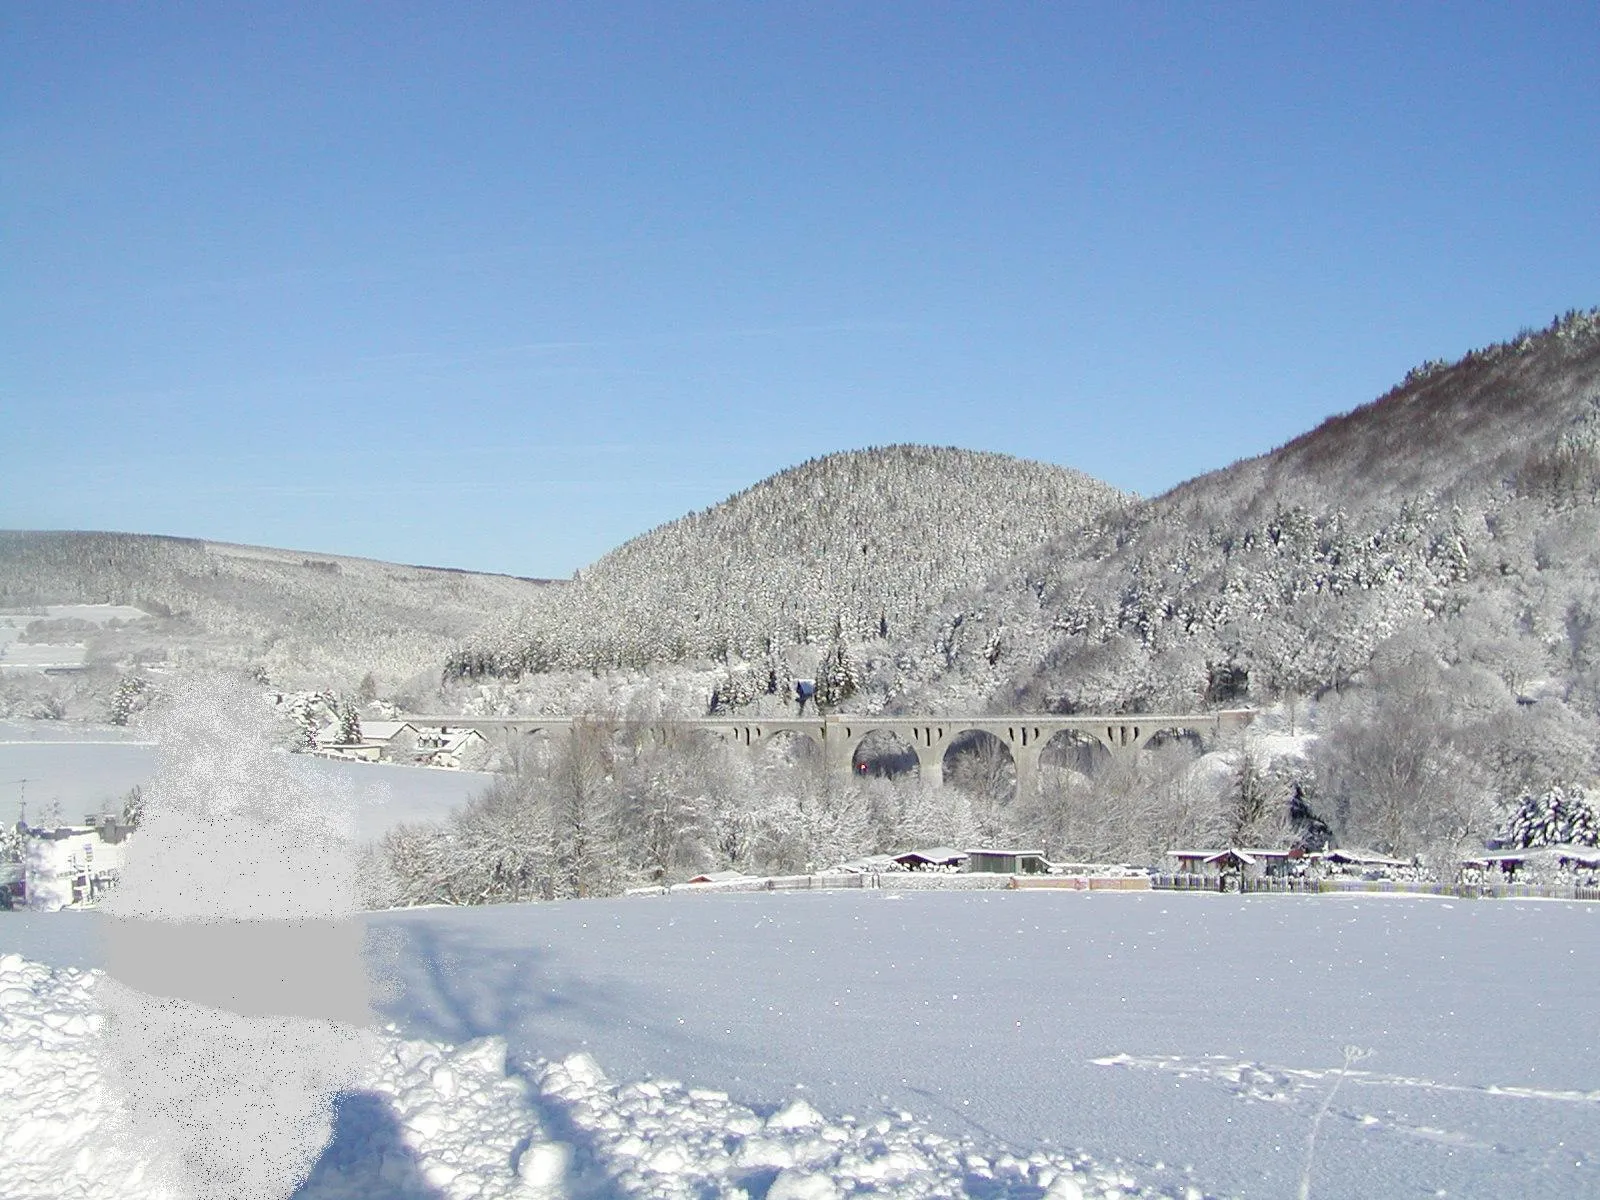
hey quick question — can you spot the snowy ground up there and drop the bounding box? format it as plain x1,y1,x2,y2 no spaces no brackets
5,891,1597,1199
4,953,1187,1200
0,728,490,838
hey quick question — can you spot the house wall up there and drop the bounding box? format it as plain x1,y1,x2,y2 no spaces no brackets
24,828,128,911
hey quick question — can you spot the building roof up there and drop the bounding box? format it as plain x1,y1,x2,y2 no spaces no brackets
1167,848,1261,866
831,856,898,874
1316,848,1409,867
427,729,485,753
1466,844,1600,868
360,721,419,743
964,847,1045,858
893,847,968,865
686,870,747,884
1168,846,1294,864
27,824,122,842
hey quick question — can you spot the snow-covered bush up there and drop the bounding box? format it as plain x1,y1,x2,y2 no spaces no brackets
107,674,152,726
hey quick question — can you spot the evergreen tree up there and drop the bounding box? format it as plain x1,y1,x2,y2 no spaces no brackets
337,699,363,746
120,785,145,830
109,675,150,726
1500,785,1600,848
284,695,321,750
815,637,860,710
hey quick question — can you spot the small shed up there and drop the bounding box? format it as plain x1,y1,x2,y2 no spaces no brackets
1463,844,1600,877
893,847,968,871
965,848,1048,875
1315,848,1409,872
1167,847,1295,879
1236,847,1296,877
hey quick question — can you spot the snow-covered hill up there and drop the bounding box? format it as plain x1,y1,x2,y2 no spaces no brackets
0,532,557,698
899,311,1600,718
448,446,1126,678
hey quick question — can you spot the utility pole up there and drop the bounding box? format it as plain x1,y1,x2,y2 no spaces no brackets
4,778,28,827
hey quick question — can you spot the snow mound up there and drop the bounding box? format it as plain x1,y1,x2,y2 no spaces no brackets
1,953,1208,1199
524,1051,1200,1198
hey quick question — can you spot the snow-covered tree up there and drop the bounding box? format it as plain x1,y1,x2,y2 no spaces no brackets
547,720,623,898
109,674,151,726
336,699,363,746
121,785,145,830
1499,785,1599,848
815,636,860,711
1228,745,1292,846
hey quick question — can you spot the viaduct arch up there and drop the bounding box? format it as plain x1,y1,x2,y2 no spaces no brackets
395,711,1256,796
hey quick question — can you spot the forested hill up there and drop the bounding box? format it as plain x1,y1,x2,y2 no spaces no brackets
0,532,555,690
449,445,1127,677
900,309,1600,719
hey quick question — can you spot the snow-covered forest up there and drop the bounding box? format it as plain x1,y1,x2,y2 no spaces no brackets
879,311,1600,858
446,446,1125,678
906,311,1600,712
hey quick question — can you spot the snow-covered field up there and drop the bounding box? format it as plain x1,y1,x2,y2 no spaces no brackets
0,605,144,671
5,891,1596,1199
0,728,490,839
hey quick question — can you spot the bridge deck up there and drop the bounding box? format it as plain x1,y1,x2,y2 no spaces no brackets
394,711,1256,737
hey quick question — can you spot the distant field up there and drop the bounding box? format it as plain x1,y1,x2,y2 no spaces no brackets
0,605,138,672
0,729,488,839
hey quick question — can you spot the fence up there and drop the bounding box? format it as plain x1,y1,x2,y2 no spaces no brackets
655,872,1026,896
643,873,1600,901
1152,874,1600,901
1010,875,1151,891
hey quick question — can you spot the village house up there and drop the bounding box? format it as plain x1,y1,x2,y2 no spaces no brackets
315,719,419,762
20,814,134,911
315,721,484,768
412,726,488,769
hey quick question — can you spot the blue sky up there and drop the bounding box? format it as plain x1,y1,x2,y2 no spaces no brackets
5,3,1597,579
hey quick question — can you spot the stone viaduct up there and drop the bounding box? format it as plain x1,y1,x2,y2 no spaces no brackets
396,710,1256,797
